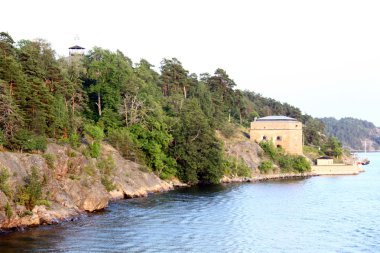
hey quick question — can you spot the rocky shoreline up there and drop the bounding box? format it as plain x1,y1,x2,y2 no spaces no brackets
1,170,313,232
0,143,177,231
0,138,361,232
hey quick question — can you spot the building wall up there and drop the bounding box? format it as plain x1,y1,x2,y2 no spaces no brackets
250,120,303,155
316,159,334,166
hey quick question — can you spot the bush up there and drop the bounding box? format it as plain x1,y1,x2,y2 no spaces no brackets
259,161,272,174
84,163,96,176
259,141,282,161
322,137,343,158
101,176,116,192
20,210,33,217
97,156,116,191
0,167,12,198
0,130,5,147
84,124,104,141
66,149,77,158
16,166,43,210
29,136,47,152
8,130,47,152
224,156,251,177
260,141,311,173
5,202,13,218
107,128,141,160
291,156,311,173
219,123,236,139
278,155,293,172
35,199,51,208
84,124,104,158
97,155,115,175
89,142,101,158
42,153,56,170
303,145,322,160
69,132,80,148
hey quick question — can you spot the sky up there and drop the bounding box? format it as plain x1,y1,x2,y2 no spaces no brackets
2,0,380,125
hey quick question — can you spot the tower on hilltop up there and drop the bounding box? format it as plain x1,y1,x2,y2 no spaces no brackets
69,35,85,56
69,45,85,56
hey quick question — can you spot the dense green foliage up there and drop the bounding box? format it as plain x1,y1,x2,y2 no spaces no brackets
0,32,329,184
322,136,343,158
259,141,311,173
320,117,380,150
224,156,252,178
258,161,273,174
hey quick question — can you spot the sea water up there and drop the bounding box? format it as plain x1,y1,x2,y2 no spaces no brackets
1,153,380,252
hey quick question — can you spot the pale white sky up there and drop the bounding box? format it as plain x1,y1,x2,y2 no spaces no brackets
2,0,380,125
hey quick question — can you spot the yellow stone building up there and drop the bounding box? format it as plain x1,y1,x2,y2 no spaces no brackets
250,116,303,155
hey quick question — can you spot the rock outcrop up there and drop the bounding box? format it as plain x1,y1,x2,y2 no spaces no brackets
0,143,173,230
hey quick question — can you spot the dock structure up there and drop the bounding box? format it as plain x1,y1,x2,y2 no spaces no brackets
311,164,364,175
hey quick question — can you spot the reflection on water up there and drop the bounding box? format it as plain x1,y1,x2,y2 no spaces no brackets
1,153,380,252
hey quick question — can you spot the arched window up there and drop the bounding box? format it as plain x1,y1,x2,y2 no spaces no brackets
276,136,282,141
262,136,267,141
277,145,282,149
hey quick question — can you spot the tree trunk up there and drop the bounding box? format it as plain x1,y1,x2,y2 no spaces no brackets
183,86,187,99
123,96,128,126
72,95,75,115
96,92,102,116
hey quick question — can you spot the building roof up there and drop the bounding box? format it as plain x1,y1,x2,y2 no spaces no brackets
69,45,85,50
256,116,298,122
317,156,333,160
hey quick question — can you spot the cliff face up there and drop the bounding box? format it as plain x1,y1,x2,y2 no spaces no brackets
0,143,172,229
218,129,263,175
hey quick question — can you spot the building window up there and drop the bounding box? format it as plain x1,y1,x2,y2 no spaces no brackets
277,145,282,149
262,136,267,141
276,136,282,141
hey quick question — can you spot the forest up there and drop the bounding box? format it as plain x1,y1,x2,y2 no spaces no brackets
0,32,333,184
320,117,380,150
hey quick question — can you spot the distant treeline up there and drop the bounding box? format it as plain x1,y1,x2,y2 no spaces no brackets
319,117,380,150
0,32,329,184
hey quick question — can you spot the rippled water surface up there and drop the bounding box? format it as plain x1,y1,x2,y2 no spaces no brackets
1,153,380,252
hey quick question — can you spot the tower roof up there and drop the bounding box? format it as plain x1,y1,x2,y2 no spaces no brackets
256,115,298,121
69,45,85,50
